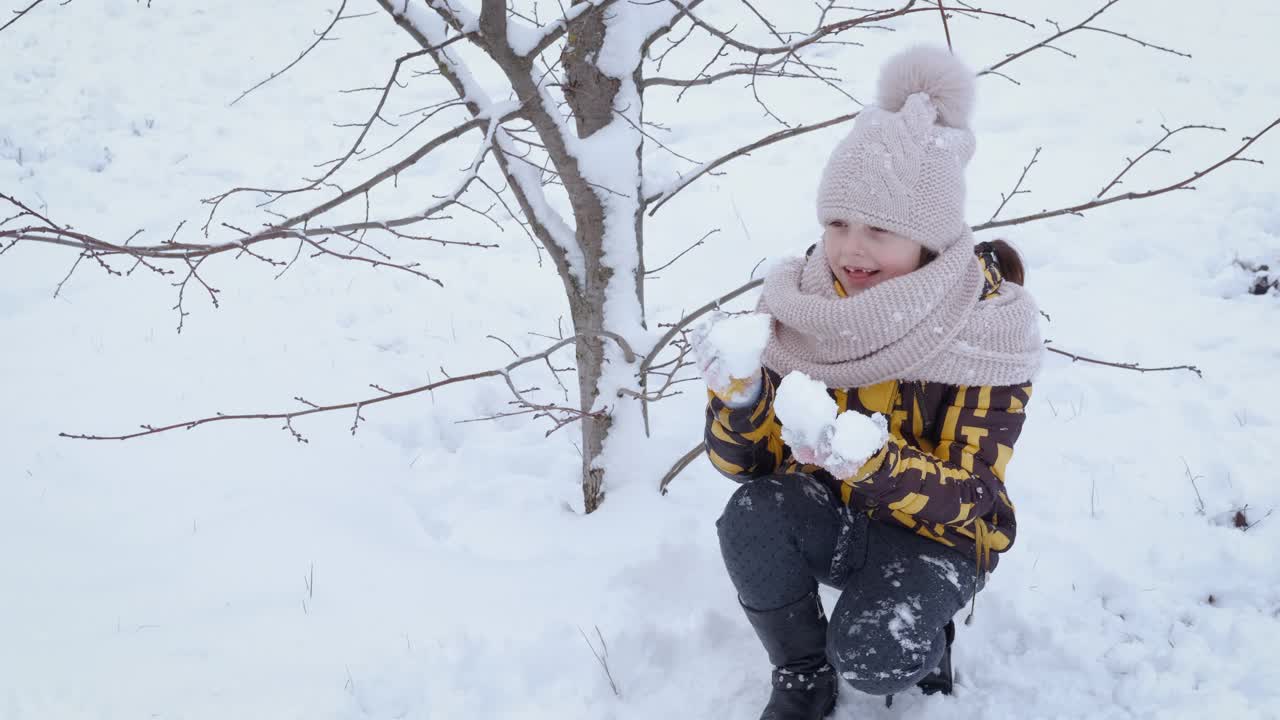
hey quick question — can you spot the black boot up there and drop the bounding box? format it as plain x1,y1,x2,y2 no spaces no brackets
886,619,955,708
915,619,955,696
741,592,838,720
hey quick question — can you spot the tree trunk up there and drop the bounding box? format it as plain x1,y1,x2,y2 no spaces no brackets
561,2,643,513
380,0,645,514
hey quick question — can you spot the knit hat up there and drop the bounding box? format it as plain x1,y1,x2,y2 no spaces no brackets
816,45,977,253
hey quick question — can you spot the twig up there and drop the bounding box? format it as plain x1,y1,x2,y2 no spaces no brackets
645,111,860,216
645,228,718,276
1181,458,1206,515
974,117,1280,232
229,0,348,107
0,0,59,35
659,442,706,494
981,0,1187,82
61,332,636,441
1097,124,1225,199
639,277,764,378
988,147,1040,222
1046,344,1202,378
936,0,953,51
577,625,621,698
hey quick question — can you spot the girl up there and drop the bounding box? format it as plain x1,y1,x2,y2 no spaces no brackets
693,46,1042,719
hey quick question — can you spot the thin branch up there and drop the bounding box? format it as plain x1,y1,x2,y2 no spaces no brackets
980,0,1187,82
577,625,621,698
1046,344,1202,378
207,41,475,225
659,442,706,495
974,117,1280,232
936,0,953,51
61,332,636,441
988,146,1040,222
0,0,61,35
1096,124,1224,198
229,0,348,107
645,111,860,216
645,228,718,276
640,277,764,377
1078,25,1192,59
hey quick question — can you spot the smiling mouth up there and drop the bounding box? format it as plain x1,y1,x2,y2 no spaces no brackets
843,266,880,280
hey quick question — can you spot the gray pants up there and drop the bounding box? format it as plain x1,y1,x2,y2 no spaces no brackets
717,475,979,696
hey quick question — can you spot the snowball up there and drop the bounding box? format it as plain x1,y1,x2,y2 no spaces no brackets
705,312,772,379
775,371,837,448
828,411,888,467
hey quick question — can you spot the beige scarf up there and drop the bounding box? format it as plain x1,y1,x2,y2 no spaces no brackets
759,232,1043,388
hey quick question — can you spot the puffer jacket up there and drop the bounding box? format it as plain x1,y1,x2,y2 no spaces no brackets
704,245,1033,575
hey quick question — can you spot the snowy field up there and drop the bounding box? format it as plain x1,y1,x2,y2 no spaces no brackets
3,1,1279,718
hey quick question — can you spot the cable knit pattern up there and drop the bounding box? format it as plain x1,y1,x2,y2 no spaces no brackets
759,235,1043,388
816,46,977,252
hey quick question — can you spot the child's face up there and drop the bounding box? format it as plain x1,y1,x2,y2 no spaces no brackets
822,220,923,293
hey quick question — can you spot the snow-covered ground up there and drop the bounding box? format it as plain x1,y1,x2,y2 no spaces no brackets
3,1,1279,718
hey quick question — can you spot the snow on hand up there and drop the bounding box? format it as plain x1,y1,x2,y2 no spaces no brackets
776,371,887,470
774,371,839,449
704,311,772,380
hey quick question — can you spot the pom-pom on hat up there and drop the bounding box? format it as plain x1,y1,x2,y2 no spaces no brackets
816,45,977,253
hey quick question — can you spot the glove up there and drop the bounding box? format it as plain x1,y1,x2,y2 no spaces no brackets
690,311,771,407
775,370,890,481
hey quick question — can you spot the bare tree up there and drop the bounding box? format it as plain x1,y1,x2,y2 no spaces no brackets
3,1,1277,511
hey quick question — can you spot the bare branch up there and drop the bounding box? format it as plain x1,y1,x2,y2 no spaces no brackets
666,0,1032,60
988,146,1040,222
1096,124,1224,198
0,0,63,35
936,0,953,51
1078,25,1192,60
645,111,860,215
659,442,706,495
640,277,764,377
60,332,637,441
229,0,349,108
974,117,1280,232
1046,344,1202,378
980,0,1188,81
207,39,474,228
645,228,718,276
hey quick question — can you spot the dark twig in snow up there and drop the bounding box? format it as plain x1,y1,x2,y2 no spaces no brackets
578,625,621,697
659,442,707,494
1181,458,1206,515
1046,344,1202,378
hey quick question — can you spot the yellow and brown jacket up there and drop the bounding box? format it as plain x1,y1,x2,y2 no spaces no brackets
704,246,1032,574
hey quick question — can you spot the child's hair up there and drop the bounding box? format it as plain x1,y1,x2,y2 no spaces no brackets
918,238,1026,286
